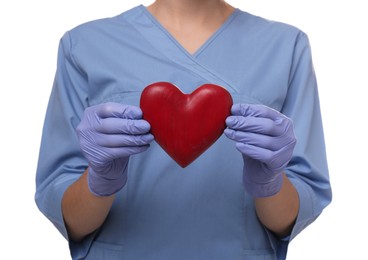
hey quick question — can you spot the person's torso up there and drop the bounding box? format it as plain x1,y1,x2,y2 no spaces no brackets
68,5,301,259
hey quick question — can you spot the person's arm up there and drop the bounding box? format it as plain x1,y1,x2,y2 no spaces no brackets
276,32,332,242
254,173,299,237
62,169,115,242
62,102,154,242
225,103,298,237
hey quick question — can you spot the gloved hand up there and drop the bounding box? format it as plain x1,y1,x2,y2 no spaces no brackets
76,102,154,196
224,104,296,198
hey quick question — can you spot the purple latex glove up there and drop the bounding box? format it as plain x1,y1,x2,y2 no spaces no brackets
76,103,154,196
224,104,296,198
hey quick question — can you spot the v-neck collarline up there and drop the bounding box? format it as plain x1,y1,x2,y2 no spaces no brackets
139,4,240,57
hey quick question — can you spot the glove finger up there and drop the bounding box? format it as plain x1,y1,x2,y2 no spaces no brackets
231,103,284,120
235,142,276,165
95,133,154,147
226,115,286,136
225,128,285,151
97,118,151,135
94,103,143,120
104,145,151,159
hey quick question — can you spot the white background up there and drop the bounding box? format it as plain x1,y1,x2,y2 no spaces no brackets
1,0,367,259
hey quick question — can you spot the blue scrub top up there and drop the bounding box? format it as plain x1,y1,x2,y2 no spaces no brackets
35,5,332,260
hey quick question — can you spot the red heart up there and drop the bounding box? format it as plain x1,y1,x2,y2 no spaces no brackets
140,82,233,168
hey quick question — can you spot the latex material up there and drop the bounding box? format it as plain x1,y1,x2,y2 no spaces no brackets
225,104,296,197
140,82,233,167
76,103,154,196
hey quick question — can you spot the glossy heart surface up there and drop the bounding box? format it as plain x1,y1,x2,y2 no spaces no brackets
140,82,233,168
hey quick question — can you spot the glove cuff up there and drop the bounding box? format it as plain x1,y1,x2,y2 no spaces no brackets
243,173,283,198
87,167,128,197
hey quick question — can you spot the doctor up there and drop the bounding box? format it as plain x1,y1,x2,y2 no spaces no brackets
35,0,332,259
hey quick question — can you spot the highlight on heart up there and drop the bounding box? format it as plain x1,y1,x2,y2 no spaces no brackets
140,82,233,168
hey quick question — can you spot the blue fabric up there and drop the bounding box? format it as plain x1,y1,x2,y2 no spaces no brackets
35,5,332,260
